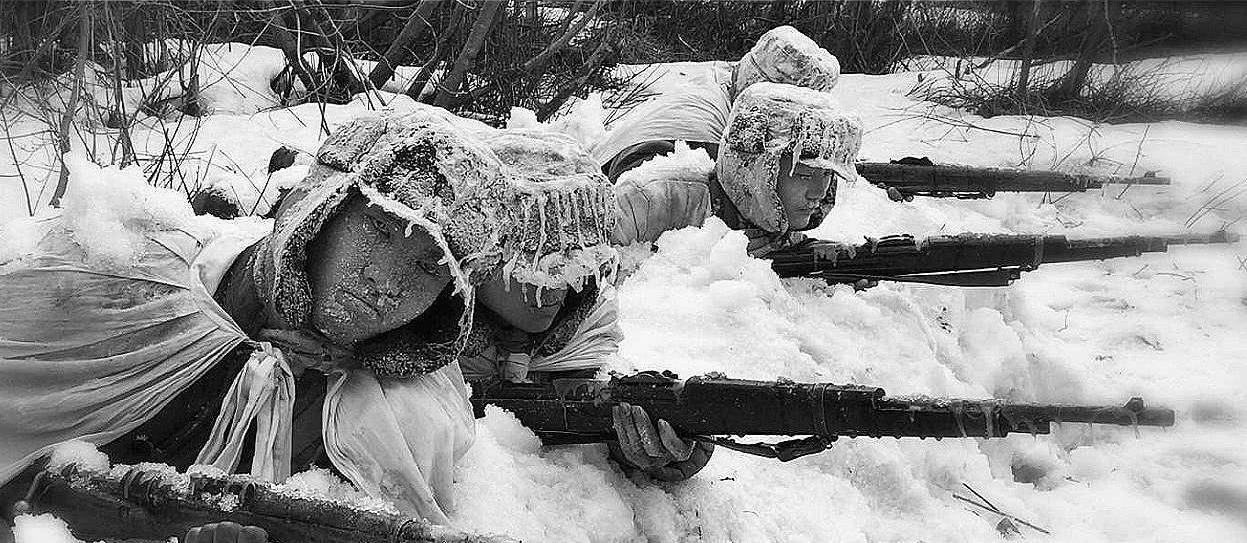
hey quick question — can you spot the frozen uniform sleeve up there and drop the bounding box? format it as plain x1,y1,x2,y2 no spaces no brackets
612,173,711,246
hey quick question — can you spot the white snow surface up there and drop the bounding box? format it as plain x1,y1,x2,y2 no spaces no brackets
12,514,84,543
3,46,1247,542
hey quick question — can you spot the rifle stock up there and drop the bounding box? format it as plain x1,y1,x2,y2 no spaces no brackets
21,463,513,543
768,231,1238,287
470,373,1174,460
858,160,1171,199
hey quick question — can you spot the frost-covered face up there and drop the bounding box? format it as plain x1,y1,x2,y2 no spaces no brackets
775,155,834,230
477,273,568,334
306,195,453,345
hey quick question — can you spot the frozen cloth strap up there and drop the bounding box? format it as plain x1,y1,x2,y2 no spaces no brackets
195,342,295,482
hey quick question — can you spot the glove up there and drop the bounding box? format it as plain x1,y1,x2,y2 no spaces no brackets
185,522,268,543
810,241,857,264
886,186,914,202
609,402,714,482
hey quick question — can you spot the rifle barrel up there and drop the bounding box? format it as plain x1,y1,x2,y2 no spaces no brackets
857,161,1172,197
768,231,1238,286
470,375,1175,444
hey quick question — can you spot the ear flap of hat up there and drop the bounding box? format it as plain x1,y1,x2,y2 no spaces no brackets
717,82,863,234
717,107,788,233
251,163,358,330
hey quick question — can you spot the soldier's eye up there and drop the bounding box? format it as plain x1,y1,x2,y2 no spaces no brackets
368,216,392,240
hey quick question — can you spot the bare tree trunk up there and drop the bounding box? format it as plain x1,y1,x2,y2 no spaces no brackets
50,4,91,208
367,0,441,90
1015,0,1043,100
1056,0,1108,99
524,0,538,26
433,0,505,108
522,0,603,75
536,25,615,120
103,0,135,166
408,0,469,98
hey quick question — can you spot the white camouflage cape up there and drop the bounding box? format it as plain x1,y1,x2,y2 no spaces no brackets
0,212,473,524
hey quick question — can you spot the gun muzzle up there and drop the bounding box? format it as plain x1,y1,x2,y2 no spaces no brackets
999,397,1176,428
1100,174,1171,186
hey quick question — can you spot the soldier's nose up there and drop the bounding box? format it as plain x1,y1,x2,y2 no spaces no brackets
362,264,393,292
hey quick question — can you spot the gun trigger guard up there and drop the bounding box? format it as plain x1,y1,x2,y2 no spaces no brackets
709,435,836,462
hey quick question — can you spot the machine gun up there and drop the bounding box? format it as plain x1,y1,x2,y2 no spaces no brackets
858,157,1171,200
15,462,513,543
768,231,1238,287
470,372,1174,462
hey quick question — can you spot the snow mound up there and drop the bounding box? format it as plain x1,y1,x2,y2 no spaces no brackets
275,468,400,515
506,94,611,151
195,43,288,115
12,514,83,543
59,154,200,272
46,440,110,476
615,141,715,188
452,406,644,543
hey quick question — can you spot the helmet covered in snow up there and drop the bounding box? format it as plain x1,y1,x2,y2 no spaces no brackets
481,128,618,291
732,26,841,99
716,82,863,234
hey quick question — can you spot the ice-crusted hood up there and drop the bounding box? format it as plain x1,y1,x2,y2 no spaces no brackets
252,110,617,333
251,109,505,330
481,127,618,291
716,82,863,234
732,26,841,99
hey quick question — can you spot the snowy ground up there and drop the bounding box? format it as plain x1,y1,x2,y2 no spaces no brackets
3,48,1247,543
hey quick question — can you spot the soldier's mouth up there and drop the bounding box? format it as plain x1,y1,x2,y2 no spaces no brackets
340,290,380,319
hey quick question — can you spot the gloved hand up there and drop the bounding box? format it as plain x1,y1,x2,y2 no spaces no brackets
185,522,267,543
886,186,914,202
609,402,713,482
810,240,857,264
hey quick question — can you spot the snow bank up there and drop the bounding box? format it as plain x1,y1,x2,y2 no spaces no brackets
906,52,1247,107
12,514,83,543
507,94,611,151
3,44,1247,543
58,154,199,271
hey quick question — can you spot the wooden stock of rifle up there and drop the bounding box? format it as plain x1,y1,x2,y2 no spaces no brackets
18,463,513,543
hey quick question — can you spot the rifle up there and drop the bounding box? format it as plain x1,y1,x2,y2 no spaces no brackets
17,462,513,543
469,372,1174,462
858,157,1171,200
767,231,1238,287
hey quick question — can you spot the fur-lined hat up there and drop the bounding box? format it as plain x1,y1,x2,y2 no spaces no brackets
347,126,618,378
251,110,617,337
250,109,506,330
716,82,863,234
482,128,618,291
732,26,841,99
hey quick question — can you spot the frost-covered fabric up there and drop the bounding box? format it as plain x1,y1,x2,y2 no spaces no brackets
194,343,295,481
592,26,839,169
323,362,476,524
590,62,735,168
251,110,506,332
256,113,621,337
718,82,863,233
612,142,716,246
731,25,841,99
459,287,623,380
0,192,269,486
482,128,619,291
610,142,807,256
